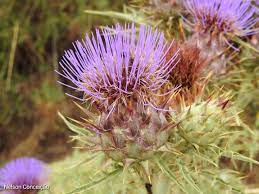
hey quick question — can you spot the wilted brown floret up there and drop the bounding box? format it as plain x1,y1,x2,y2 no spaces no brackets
163,41,210,109
166,41,208,89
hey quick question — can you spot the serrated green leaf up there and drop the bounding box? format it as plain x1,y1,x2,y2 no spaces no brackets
221,151,259,165
155,156,188,194
84,10,148,24
152,173,171,194
65,153,101,170
66,168,122,194
177,160,202,194
193,152,218,167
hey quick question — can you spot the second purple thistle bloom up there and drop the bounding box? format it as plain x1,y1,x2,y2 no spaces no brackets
0,157,49,194
58,24,179,112
184,0,258,39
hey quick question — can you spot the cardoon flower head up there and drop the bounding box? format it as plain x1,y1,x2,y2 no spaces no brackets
0,157,49,194
184,0,258,41
58,24,180,161
58,24,178,113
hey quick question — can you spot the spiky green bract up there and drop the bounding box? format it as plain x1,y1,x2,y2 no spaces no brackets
153,95,256,194
58,92,258,194
60,101,172,162
168,93,257,161
100,104,170,161
171,98,235,146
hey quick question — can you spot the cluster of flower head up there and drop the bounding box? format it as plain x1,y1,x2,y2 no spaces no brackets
0,157,49,194
53,1,259,193
57,0,258,163
58,0,259,111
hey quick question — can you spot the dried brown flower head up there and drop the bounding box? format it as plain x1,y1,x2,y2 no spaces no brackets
166,41,208,89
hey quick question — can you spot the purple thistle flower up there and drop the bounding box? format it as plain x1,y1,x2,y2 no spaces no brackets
57,24,179,112
184,0,259,38
0,157,49,194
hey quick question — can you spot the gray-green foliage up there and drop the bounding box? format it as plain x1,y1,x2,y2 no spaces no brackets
55,94,258,194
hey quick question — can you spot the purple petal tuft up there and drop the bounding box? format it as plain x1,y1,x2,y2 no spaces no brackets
184,0,258,37
0,157,49,194
58,23,179,111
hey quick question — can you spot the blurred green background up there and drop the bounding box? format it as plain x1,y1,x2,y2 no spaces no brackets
0,0,125,164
